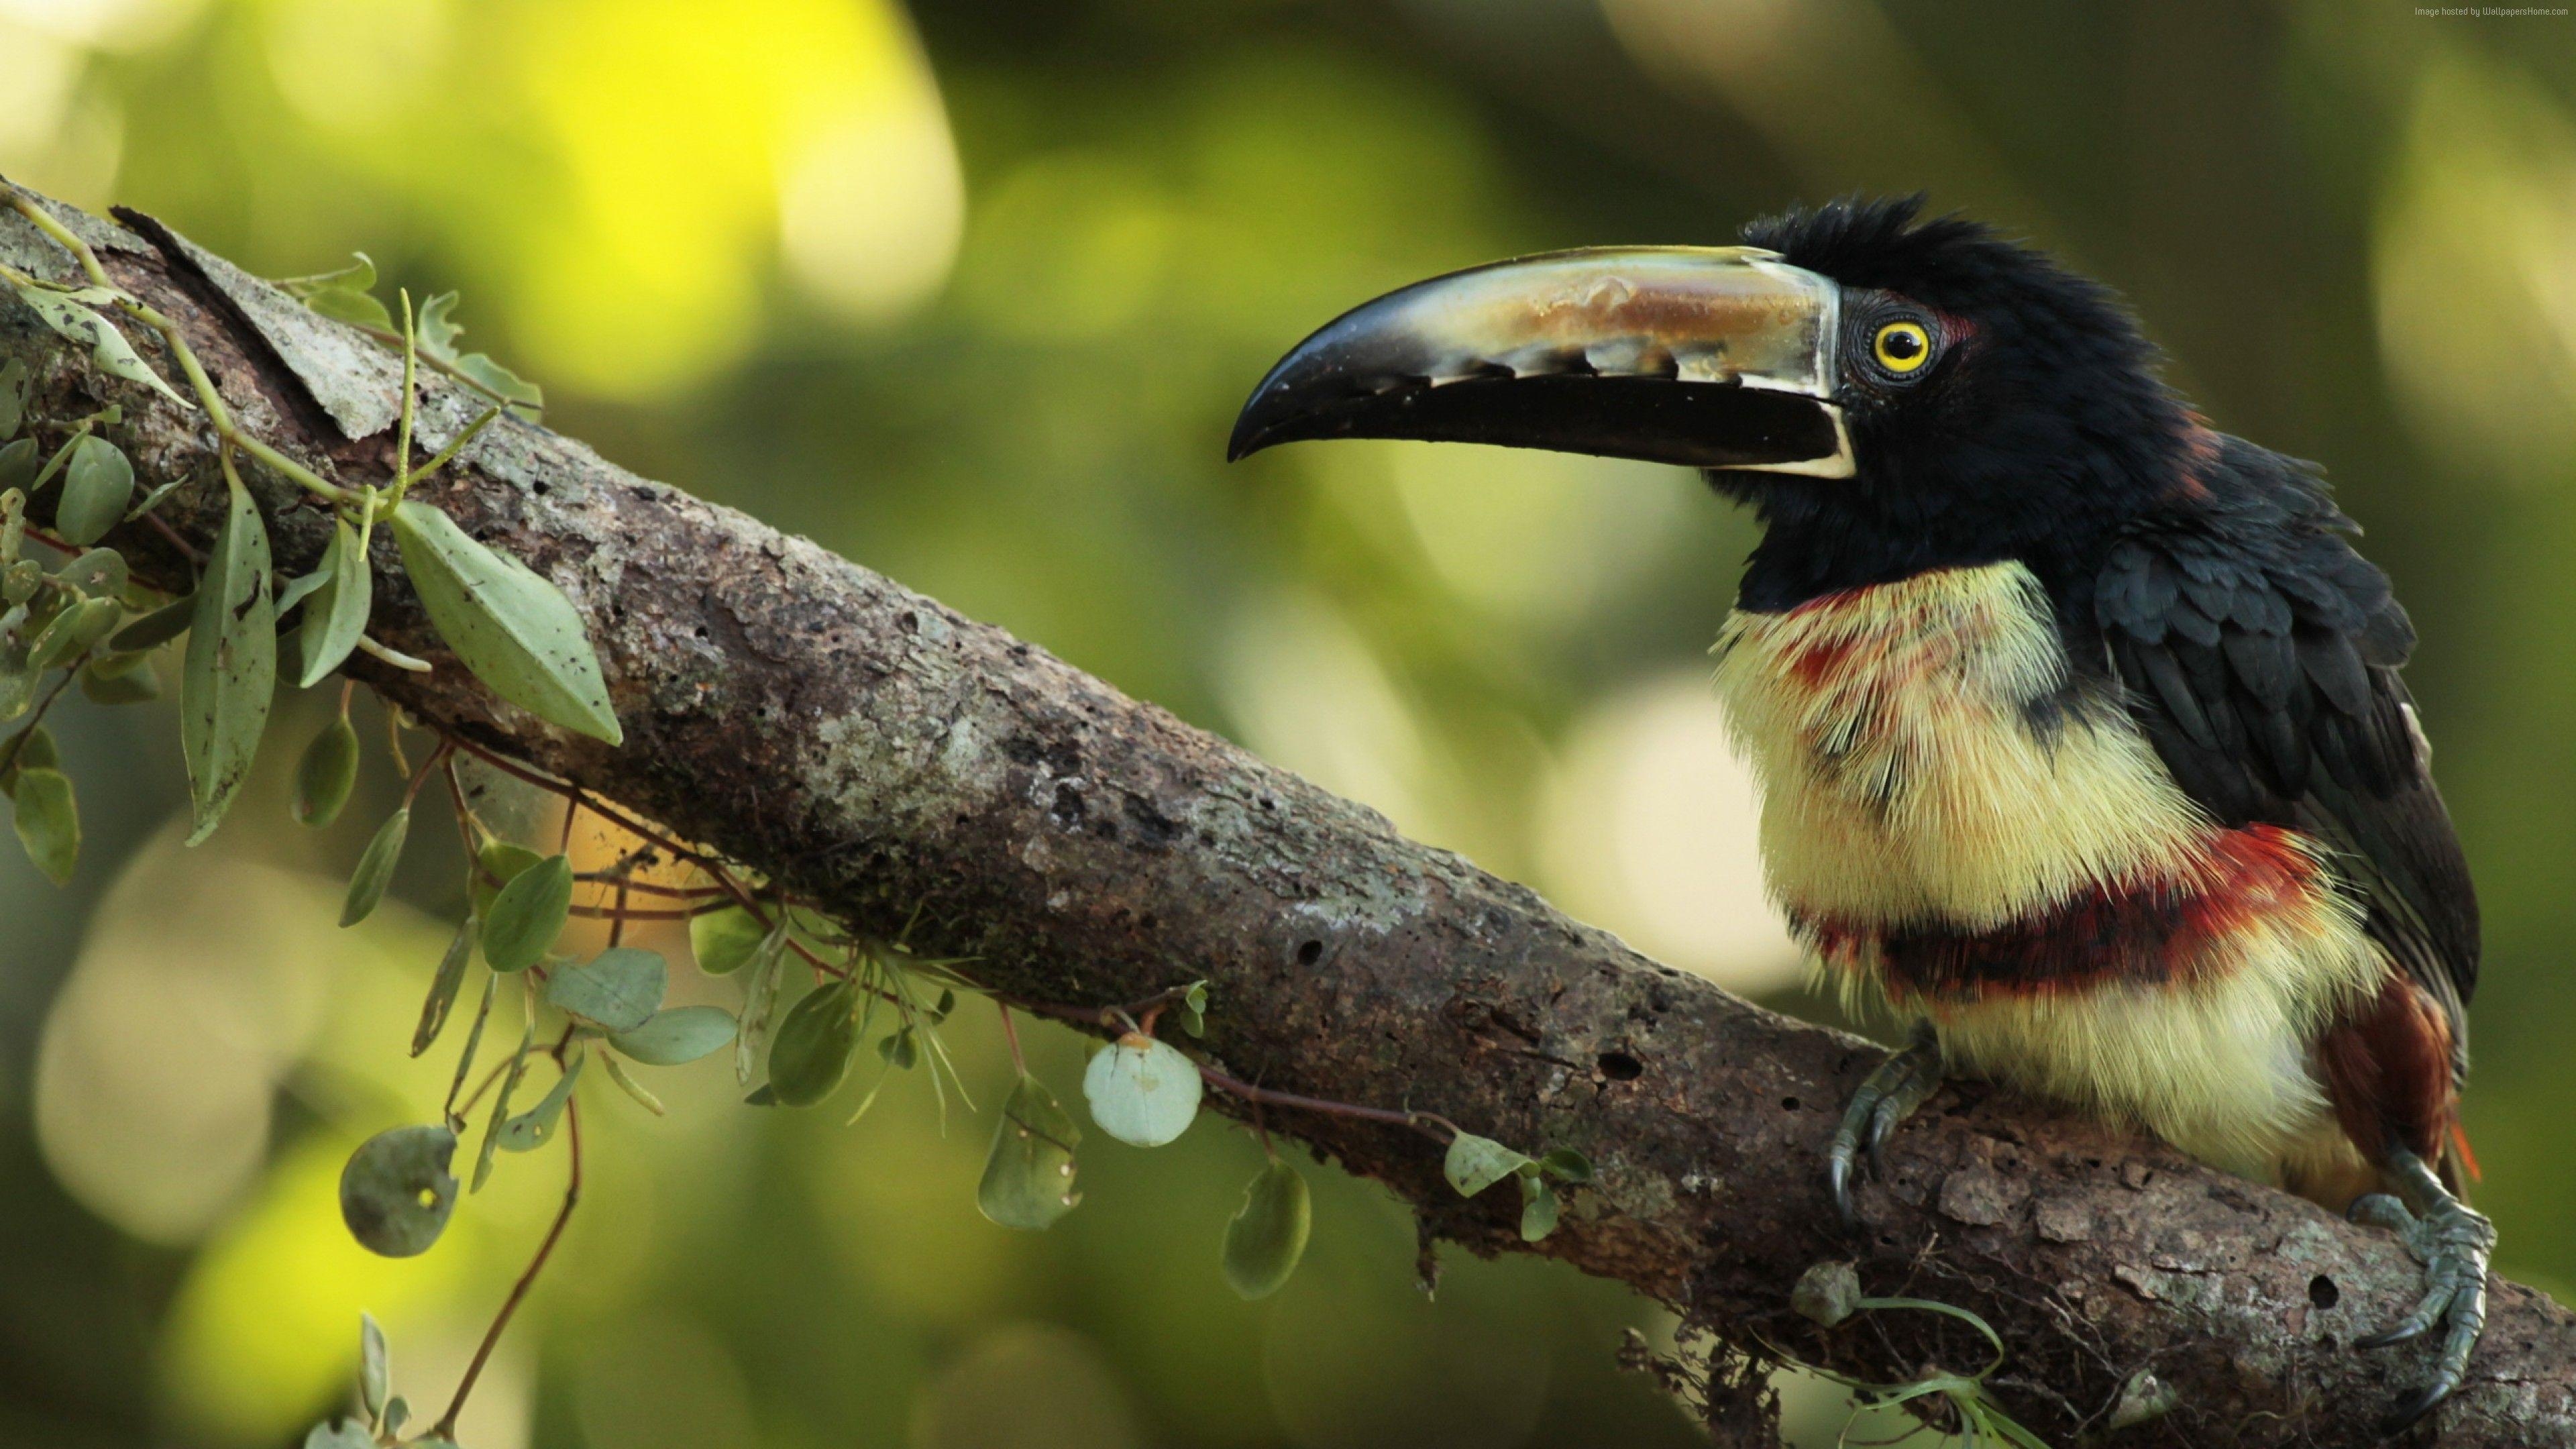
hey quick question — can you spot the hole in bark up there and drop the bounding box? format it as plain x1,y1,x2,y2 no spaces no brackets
899,611,919,634
1780,1096,1800,1111
1296,939,1323,965
1598,1051,1643,1081
2309,1275,2339,1309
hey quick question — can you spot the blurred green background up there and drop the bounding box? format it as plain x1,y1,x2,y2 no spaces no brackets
4,1,2574,1445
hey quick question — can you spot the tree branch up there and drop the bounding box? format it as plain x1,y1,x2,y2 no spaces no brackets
3,181,2569,1447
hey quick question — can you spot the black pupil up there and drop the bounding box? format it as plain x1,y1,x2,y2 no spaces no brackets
1884,327,1923,360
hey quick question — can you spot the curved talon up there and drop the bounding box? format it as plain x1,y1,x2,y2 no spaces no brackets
2351,1146,2495,1431
1827,1022,1941,1230
2346,1192,2416,1238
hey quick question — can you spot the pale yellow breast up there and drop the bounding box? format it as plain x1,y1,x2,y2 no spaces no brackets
1710,561,2386,1181
1712,561,2205,929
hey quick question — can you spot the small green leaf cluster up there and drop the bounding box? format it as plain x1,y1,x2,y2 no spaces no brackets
722,909,971,1124
0,388,174,883
1779,1278,2054,1449
1441,1130,1595,1242
280,257,543,421
301,1313,456,1448
1,213,619,887
343,839,743,1258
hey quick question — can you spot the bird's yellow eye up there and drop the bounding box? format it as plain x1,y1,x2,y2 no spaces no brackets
1872,320,1932,374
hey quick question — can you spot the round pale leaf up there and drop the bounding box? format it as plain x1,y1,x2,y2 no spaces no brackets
545,947,666,1033
1081,1033,1203,1148
609,1005,738,1066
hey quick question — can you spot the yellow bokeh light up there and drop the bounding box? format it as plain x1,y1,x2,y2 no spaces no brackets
1538,669,1803,994
235,0,964,397
35,824,337,1245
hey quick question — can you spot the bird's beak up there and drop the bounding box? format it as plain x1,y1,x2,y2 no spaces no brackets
1227,247,1851,477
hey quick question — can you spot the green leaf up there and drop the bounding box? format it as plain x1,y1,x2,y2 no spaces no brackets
0,610,34,722
610,1005,737,1066
1080,1033,1203,1148
498,1048,586,1151
78,651,160,705
0,722,58,794
1,564,40,606
389,499,619,743
109,590,192,651
1790,1260,1863,1328
412,918,476,1057
382,1399,409,1440
1222,1159,1311,1299
442,970,499,1128
1536,1147,1594,1185
337,1123,457,1257
303,1417,374,1449
1179,979,1210,1038
339,806,410,927
977,1073,1082,1230
734,920,792,1086
293,714,360,828
1442,1132,1532,1199
304,286,394,331
358,1313,389,1421
11,766,78,884
689,903,767,975
0,357,25,439
1517,1174,1560,1242
280,252,378,297
0,437,36,492
54,436,131,545
29,595,117,672
600,1053,666,1115
470,838,545,918
294,517,372,688
766,979,860,1106
545,946,665,1033
480,851,572,972
455,353,544,419
877,1026,918,1070
180,466,276,843
11,285,191,409
274,565,329,617
54,545,125,598
415,291,466,358
472,1004,535,1193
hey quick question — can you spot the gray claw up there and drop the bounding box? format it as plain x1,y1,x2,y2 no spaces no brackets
2352,1148,2493,1431
1827,1023,1941,1230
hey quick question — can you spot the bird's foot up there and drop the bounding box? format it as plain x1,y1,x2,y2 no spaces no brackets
2348,1147,2495,1432
1828,1021,1941,1229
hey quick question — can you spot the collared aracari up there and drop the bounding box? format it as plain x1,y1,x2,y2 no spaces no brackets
1228,196,2488,1428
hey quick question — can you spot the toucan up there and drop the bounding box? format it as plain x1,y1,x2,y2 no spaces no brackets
1229,196,2488,1428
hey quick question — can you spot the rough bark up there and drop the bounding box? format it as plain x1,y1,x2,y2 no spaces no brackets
3,182,2570,1448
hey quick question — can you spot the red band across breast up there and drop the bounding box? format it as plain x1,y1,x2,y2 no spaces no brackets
1798,824,2323,998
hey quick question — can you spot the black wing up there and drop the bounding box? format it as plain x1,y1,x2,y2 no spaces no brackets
2092,439,2478,1078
